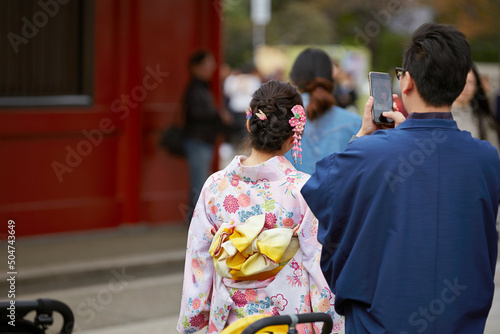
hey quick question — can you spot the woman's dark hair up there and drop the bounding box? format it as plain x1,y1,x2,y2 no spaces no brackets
470,65,499,137
290,48,335,121
247,80,303,152
402,23,472,107
188,50,212,68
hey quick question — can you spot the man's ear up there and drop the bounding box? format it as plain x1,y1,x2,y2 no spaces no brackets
401,72,414,95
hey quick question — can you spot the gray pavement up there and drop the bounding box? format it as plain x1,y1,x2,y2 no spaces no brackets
19,273,184,333
15,224,187,294
7,224,500,333
11,224,188,333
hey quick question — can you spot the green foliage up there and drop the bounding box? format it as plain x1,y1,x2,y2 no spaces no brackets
224,9,253,68
267,2,334,45
223,0,335,68
374,31,410,72
470,39,500,63
223,0,500,70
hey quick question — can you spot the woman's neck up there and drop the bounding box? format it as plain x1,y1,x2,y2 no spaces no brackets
241,148,282,166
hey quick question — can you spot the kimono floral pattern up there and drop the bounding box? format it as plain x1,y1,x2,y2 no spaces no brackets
286,259,308,287
177,156,344,333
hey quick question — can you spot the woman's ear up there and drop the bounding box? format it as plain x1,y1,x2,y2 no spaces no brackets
246,119,251,132
284,135,295,153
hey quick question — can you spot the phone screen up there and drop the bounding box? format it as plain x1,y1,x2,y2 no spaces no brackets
369,72,393,124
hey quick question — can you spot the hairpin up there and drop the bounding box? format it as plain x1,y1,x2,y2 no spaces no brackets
256,110,267,121
245,107,252,120
289,105,306,164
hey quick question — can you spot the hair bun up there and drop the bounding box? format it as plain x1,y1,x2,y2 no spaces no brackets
248,81,303,153
256,100,267,109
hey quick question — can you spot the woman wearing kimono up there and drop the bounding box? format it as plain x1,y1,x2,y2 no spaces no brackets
177,81,343,333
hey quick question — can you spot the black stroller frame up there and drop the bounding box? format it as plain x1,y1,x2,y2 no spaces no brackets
241,312,333,334
0,298,74,334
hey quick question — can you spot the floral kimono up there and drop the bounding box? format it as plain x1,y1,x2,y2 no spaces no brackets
177,156,344,333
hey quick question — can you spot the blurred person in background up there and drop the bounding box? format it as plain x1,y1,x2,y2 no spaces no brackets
285,48,362,175
223,64,262,157
333,62,358,113
451,65,500,155
183,50,227,221
265,67,285,82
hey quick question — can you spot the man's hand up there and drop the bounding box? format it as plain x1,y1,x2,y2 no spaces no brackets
382,94,406,127
356,96,378,137
356,94,406,137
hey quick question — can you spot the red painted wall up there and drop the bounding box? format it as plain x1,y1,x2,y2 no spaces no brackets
0,0,223,237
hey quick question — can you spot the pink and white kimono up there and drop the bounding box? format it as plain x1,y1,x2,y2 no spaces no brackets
177,156,344,333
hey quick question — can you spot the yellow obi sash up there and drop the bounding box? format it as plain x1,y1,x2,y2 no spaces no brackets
209,214,299,281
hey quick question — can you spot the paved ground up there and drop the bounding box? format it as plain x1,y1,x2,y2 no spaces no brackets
10,224,187,333
19,273,183,333
6,224,500,333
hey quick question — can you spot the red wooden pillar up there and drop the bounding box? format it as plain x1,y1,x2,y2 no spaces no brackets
210,0,223,107
117,0,142,224
210,0,224,172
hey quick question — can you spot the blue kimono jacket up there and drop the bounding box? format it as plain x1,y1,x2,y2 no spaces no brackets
302,113,500,334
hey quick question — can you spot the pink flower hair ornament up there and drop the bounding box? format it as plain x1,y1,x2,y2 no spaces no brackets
256,109,267,120
245,108,268,121
245,107,252,120
289,105,306,164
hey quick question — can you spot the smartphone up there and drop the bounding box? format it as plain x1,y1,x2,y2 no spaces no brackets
368,72,394,124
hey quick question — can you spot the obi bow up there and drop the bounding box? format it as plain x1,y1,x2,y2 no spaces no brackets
209,214,299,281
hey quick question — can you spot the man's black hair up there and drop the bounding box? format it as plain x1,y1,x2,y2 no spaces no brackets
402,23,472,107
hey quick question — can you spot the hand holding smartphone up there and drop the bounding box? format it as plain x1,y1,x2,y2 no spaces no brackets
368,72,394,125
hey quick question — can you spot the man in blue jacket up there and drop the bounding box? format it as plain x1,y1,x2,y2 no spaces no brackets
301,23,500,333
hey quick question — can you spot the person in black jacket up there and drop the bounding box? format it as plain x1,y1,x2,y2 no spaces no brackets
183,51,223,222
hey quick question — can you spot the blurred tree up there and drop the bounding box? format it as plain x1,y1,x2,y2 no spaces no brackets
422,0,500,62
223,0,334,67
223,0,499,71
267,1,334,45
315,0,415,70
425,0,499,39
223,1,253,68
